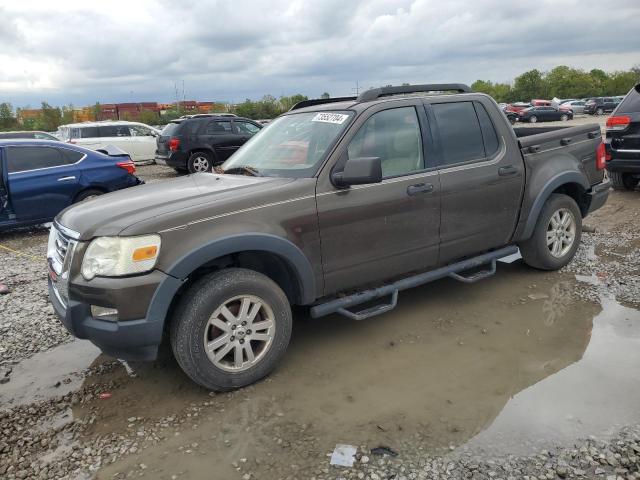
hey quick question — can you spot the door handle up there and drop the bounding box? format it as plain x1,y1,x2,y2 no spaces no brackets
407,183,434,196
57,176,76,182
498,166,518,177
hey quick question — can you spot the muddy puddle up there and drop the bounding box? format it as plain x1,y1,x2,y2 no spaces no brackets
3,261,639,479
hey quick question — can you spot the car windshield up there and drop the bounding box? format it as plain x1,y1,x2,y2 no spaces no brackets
222,110,354,178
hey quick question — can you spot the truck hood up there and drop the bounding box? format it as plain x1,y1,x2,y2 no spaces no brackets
57,173,295,240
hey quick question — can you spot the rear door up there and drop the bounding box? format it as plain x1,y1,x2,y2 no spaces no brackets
5,146,81,222
201,119,235,161
426,98,525,264
316,100,441,294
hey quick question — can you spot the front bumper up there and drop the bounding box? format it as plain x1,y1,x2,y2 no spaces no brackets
49,270,170,361
587,180,611,214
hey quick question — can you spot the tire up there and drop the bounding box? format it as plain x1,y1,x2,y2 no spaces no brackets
519,193,582,270
529,115,538,123
560,114,569,122
596,108,604,115
187,151,213,174
170,268,292,391
610,171,638,191
74,189,103,203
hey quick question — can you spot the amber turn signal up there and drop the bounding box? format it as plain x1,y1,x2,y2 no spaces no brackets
132,245,158,262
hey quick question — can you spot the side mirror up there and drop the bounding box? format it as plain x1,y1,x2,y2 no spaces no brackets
332,156,382,186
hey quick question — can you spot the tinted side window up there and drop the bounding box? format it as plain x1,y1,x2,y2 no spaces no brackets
99,125,131,137
6,147,68,173
79,127,99,138
60,148,85,163
474,103,499,157
204,121,232,135
347,106,423,178
617,86,640,113
234,121,261,135
433,102,485,166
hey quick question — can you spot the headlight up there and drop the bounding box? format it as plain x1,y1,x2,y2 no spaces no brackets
81,234,161,280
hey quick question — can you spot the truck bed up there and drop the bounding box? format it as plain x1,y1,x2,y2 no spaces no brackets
515,124,604,186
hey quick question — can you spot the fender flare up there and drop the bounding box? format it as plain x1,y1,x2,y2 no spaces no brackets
145,234,317,324
521,171,589,239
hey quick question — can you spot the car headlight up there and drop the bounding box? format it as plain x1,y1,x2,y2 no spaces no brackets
81,234,161,280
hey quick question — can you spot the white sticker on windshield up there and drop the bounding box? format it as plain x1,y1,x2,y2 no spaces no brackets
312,112,349,124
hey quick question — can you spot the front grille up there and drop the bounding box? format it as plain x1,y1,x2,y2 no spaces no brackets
48,224,78,307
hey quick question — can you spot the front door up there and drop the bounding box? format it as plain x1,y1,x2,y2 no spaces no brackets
5,146,80,222
316,101,441,295
426,99,525,264
201,119,236,161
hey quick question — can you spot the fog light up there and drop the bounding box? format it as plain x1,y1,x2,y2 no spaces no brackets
91,305,119,321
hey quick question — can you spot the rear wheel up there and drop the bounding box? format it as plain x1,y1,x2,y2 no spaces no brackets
74,189,103,203
187,152,213,173
529,115,538,123
519,194,582,270
610,171,638,191
170,268,292,391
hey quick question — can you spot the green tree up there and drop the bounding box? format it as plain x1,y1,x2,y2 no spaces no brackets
61,104,75,124
605,71,639,96
35,102,62,131
512,69,548,102
91,102,101,121
138,109,160,125
0,102,16,129
320,92,330,99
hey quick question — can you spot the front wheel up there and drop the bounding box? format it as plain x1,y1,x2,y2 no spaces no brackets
610,171,638,191
519,194,582,270
170,268,292,391
596,108,604,115
529,115,538,123
560,114,569,121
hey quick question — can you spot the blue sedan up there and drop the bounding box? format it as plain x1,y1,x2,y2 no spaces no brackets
0,140,143,231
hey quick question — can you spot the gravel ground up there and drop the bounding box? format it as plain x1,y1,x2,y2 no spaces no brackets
0,162,639,479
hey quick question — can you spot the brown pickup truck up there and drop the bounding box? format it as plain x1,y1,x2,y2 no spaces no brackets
48,84,610,390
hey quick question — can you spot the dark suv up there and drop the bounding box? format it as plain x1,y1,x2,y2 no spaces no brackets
604,83,640,190
155,115,262,173
584,97,620,115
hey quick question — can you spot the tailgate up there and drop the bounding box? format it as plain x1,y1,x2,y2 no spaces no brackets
517,124,604,186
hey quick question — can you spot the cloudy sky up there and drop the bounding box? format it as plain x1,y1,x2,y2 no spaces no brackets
1,0,640,107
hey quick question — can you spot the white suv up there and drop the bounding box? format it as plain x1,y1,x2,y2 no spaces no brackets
56,121,160,163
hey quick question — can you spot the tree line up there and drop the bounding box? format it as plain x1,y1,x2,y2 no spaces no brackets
472,65,640,103
1,66,639,131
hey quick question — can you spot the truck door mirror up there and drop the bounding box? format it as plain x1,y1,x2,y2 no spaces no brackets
332,156,382,186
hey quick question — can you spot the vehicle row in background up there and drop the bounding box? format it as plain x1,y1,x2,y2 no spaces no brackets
0,140,142,231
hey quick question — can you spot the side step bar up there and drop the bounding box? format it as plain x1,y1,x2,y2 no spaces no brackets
310,246,519,321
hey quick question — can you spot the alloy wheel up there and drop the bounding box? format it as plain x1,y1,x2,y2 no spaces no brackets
546,208,576,258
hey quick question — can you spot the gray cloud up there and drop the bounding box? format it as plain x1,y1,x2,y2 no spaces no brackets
1,0,639,107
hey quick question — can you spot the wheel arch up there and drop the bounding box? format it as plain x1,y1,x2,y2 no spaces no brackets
521,172,590,240
145,234,317,329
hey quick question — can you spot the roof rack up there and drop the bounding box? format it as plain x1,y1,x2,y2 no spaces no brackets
290,96,357,111
356,84,472,103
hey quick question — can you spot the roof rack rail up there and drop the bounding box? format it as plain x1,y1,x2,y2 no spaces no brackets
356,84,472,103
290,96,357,111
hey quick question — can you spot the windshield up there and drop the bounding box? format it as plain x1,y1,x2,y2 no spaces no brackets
222,110,354,178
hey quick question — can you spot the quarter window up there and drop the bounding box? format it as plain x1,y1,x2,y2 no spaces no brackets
99,125,131,137
347,107,424,178
6,147,69,173
475,103,500,157
204,121,232,134
130,126,153,136
432,102,485,166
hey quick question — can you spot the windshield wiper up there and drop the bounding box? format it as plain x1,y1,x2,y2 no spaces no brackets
220,166,262,177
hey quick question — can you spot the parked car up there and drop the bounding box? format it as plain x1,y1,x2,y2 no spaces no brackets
560,100,586,115
0,140,142,231
506,102,532,113
531,99,552,107
56,121,160,164
518,106,573,123
584,97,620,115
503,110,518,124
0,131,59,141
604,83,640,191
155,115,263,173
48,83,610,391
